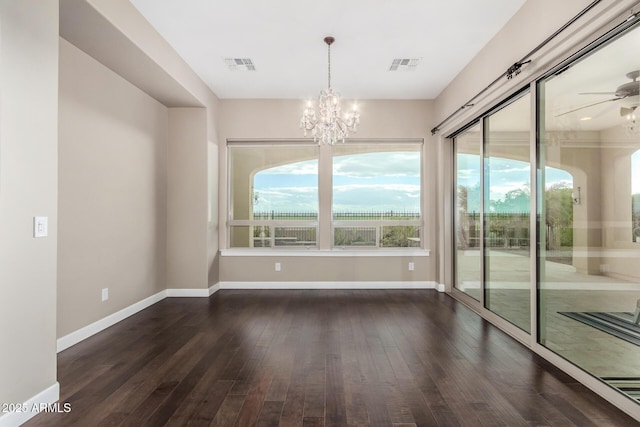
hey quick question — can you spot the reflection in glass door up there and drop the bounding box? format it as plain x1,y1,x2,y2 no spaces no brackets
454,124,482,300
537,23,640,403
484,92,531,332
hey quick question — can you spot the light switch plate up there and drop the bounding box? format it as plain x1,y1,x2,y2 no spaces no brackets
34,216,48,238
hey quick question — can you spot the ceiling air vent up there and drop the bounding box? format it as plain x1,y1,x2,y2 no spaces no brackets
224,58,256,71
389,58,421,71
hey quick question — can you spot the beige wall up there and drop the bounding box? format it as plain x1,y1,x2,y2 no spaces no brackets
0,0,59,407
219,99,436,283
167,108,209,290
208,141,220,286
220,99,431,140
541,132,603,275
220,256,428,283
57,39,169,337
600,125,640,281
61,0,222,290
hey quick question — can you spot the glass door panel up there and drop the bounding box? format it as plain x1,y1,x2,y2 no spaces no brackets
454,124,482,300
484,93,532,333
537,24,640,402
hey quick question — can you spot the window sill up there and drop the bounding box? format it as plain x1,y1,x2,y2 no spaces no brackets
220,248,430,257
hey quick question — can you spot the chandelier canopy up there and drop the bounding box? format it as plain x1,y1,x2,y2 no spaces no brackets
300,36,360,145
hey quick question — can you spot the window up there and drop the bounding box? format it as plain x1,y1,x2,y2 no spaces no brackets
228,143,319,248
227,140,424,250
332,143,422,248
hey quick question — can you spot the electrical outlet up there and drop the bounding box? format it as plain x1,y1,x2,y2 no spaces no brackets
101,288,109,302
275,262,281,272
408,262,415,271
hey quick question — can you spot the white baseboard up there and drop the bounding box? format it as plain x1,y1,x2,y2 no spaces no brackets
218,281,437,290
436,283,446,292
57,290,167,353
166,283,220,297
166,288,208,297
0,382,59,427
208,283,220,295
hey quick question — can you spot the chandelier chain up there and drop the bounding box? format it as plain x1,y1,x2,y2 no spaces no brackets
327,42,331,90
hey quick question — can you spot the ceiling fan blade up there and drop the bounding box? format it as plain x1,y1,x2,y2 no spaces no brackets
579,92,616,95
555,97,621,117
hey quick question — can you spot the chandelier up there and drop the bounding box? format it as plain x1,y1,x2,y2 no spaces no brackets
300,36,360,145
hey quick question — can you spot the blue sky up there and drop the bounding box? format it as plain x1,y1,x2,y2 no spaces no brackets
253,152,420,212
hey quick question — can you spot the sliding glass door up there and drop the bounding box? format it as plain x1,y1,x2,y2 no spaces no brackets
451,17,640,410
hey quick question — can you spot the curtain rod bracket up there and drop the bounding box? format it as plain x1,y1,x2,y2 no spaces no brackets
506,60,532,79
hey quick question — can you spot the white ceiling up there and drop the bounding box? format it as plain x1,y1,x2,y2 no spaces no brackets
129,0,526,100
545,25,640,132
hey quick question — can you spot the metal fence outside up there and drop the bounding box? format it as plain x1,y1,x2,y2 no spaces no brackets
457,212,572,251
251,210,421,247
253,210,421,220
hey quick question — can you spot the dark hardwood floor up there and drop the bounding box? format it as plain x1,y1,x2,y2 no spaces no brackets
26,290,638,426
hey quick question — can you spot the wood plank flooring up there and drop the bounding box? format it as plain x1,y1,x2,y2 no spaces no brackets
25,290,638,426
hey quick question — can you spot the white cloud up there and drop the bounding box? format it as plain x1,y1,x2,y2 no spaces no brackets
258,160,318,175
545,179,572,190
333,152,420,178
334,183,419,193
488,183,528,200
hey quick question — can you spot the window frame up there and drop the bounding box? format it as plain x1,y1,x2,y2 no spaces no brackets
227,140,320,249
226,139,425,251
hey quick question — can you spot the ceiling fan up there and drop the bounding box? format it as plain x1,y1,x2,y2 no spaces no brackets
555,70,640,117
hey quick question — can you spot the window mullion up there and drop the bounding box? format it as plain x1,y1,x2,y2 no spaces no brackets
318,143,333,250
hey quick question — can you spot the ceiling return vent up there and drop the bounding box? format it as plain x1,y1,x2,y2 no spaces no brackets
389,58,421,71
224,58,256,71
